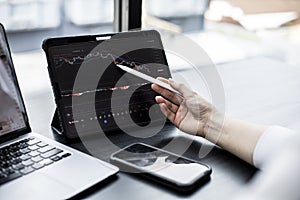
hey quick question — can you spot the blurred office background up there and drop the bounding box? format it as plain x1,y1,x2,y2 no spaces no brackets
1,0,300,86
1,0,299,53
0,0,300,132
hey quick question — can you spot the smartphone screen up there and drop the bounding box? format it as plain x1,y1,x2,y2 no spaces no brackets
110,143,211,190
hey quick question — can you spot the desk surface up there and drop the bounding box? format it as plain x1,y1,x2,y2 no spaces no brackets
17,56,300,199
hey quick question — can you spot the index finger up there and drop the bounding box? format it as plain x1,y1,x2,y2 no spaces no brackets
151,78,183,105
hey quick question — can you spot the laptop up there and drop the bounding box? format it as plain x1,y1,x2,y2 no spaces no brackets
42,30,172,139
0,24,118,199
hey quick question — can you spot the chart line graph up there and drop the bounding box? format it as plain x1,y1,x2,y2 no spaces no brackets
62,82,149,97
55,51,151,73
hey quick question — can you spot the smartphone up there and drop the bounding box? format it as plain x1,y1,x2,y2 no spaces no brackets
110,143,212,192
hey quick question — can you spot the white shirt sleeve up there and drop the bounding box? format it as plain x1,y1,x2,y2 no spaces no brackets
253,125,296,169
233,127,300,200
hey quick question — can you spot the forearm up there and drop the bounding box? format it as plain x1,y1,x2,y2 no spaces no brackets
204,114,268,165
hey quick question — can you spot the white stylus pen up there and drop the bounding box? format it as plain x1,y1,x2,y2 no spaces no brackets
116,64,183,98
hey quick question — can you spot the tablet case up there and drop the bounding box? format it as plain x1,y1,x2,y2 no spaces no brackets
44,30,170,140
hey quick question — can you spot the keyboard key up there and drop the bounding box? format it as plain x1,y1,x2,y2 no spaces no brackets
28,145,39,151
37,142,48,148
31,156,43,163
51,156,62,162
23,138,30,142
20,154,31,161
0,172,22,185
19,143,29,149
61,153,71,158
19,139,27,144
11,158,22,165
8,147,18,153
20,167,34,175
38,145,54,154
32,163,43,170
20,148,30,154
27,139,41,146
29,151,39,157
15,151,22,156
12,163,25,170
11,151,22,157
41,149,63,159
39,159,53,166
23,159,34,167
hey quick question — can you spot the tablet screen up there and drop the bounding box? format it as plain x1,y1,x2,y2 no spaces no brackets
46,30,171,136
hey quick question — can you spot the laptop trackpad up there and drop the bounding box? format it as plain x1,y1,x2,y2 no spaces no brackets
1,173,74,200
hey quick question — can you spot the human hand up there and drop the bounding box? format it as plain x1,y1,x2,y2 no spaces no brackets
151,77,222,137
152,78,270,165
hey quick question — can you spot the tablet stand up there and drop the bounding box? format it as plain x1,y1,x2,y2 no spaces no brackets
51,108,64,136
51,109,81,142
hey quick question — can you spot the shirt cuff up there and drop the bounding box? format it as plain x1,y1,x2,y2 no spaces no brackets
253,126,295,169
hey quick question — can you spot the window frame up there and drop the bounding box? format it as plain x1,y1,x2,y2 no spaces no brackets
115,0,142,32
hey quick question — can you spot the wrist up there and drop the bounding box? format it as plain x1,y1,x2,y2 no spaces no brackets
202,111,225,143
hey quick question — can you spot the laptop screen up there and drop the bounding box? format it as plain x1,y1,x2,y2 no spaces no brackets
46,30,171,136
0,25,28,137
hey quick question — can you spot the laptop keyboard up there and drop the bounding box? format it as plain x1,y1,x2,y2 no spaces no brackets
0,137,71,185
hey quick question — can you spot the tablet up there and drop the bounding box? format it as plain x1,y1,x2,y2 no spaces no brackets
42,30,172,139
